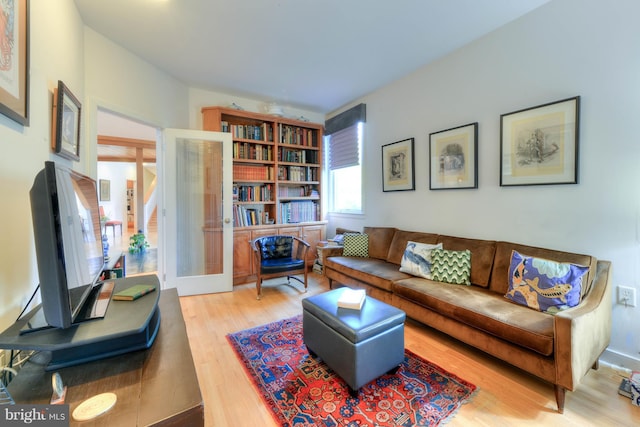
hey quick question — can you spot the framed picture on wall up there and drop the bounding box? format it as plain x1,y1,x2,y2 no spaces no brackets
100,179,111,201
0,0,29,125
500,96,580,186
382,138,415,192
51,80,82,161
429,122,478,190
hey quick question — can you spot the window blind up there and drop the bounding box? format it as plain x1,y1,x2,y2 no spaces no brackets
328,125,359,170
326,103,365,171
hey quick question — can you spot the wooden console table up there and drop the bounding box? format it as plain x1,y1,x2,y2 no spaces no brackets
7,287,203,426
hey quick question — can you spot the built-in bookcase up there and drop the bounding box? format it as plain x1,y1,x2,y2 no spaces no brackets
202,106,323,227
202,106,326,284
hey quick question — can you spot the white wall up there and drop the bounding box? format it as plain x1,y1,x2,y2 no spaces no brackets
327,0,640,370
0,1,190,332
188,88,325,130
0,0,85,330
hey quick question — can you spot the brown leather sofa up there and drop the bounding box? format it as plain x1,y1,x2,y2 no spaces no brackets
322,226,612,413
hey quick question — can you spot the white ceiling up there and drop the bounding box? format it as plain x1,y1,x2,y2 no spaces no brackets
75,0,549,114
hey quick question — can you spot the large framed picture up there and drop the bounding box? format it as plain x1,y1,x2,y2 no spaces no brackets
429,122,478,190
382,138,415,192
500,96,580,186
51,80,82,161
0,0,29,125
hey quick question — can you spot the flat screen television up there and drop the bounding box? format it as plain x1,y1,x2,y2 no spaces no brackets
29,161,108,329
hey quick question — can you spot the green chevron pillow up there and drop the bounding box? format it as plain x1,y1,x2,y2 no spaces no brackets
431,249,471,285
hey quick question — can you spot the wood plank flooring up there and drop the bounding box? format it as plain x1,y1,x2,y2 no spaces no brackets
179,273,640,426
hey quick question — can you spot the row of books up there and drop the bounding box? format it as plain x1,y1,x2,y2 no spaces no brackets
233,206,268,227
279,201,319,223
233,142,274,161
233,184,273,202
279,148,319,164
233,165,275,181
277,185,318,198
277,165,318,182
279,124,317,147
222,121,274,142
220,121,317,148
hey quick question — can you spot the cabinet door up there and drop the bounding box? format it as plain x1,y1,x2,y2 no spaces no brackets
250,228,278,275
301,225,325,265
233,230,253,281
278,226,301,238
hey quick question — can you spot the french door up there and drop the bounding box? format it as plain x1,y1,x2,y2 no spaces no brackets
160,128,233,295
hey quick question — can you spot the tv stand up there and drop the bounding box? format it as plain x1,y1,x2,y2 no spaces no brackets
6,285,204,426
0,275,160,371
19,281,116,335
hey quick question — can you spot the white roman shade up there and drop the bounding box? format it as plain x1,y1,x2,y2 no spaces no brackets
325,103,366,171
328,125,359,170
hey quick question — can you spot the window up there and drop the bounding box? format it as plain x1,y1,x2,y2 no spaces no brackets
325,122,363,214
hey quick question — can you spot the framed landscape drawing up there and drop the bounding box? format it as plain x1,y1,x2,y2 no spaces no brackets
429,122,478,190
382,138,415,192
500,96,580,186
51,80,82,161
0,0,29,125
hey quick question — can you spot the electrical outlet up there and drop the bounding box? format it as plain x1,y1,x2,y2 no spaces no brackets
617,286,636,307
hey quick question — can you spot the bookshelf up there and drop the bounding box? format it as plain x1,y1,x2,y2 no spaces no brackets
202,106,326,284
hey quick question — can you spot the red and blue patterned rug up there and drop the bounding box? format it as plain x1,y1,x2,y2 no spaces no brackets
227,315,477,426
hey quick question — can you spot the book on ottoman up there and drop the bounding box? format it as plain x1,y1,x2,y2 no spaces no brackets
337,288,366,310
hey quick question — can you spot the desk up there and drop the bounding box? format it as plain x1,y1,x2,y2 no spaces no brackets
7,287,204,426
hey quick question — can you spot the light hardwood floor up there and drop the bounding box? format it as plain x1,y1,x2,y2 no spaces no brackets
179,273,640,427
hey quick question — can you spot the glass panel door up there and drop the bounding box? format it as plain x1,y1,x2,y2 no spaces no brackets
161,129,233,295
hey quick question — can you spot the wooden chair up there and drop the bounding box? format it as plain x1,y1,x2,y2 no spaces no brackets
99,206,123,237
250,235,309,300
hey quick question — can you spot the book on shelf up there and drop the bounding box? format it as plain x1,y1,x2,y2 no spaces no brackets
337,288,366,310
113,284,156,301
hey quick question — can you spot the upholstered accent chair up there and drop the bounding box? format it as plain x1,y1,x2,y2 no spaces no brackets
250,235,310,299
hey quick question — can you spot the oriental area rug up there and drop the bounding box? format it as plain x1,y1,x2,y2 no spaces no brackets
227,315,477,426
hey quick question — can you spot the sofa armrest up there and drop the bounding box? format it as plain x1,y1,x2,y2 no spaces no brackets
320,246,345,259
554,260,612,390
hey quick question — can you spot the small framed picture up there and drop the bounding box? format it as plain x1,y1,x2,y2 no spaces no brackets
382,138,415,192
99,179,111,201
51,80,82,161
429,123,478,190
500,96,580,186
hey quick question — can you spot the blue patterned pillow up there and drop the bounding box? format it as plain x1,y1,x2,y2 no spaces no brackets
431,249,471,285
399,241,443,279
505,250,588,313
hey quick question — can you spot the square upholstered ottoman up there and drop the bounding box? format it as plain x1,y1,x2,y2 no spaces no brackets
302,288,406,394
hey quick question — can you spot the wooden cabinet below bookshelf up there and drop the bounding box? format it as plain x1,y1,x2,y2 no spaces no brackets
231,222,326,285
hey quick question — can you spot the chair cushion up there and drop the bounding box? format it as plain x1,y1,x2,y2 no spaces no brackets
261,257,305,274
258,236,293,260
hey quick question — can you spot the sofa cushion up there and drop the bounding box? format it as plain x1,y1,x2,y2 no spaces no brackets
393,277,555,356
505,250,588,313
399,241,443,279
490,242,595,298
342,233,369,257
363,227,397,260
431,249,471,285
387,230,439,265
437,235,496,288
324,256,412,292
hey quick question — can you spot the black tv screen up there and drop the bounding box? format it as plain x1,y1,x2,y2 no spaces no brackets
30,161,104,329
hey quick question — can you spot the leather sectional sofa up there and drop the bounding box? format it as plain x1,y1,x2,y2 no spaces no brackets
322,226,612,413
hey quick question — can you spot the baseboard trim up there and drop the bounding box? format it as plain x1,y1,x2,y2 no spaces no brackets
600,348,640,372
